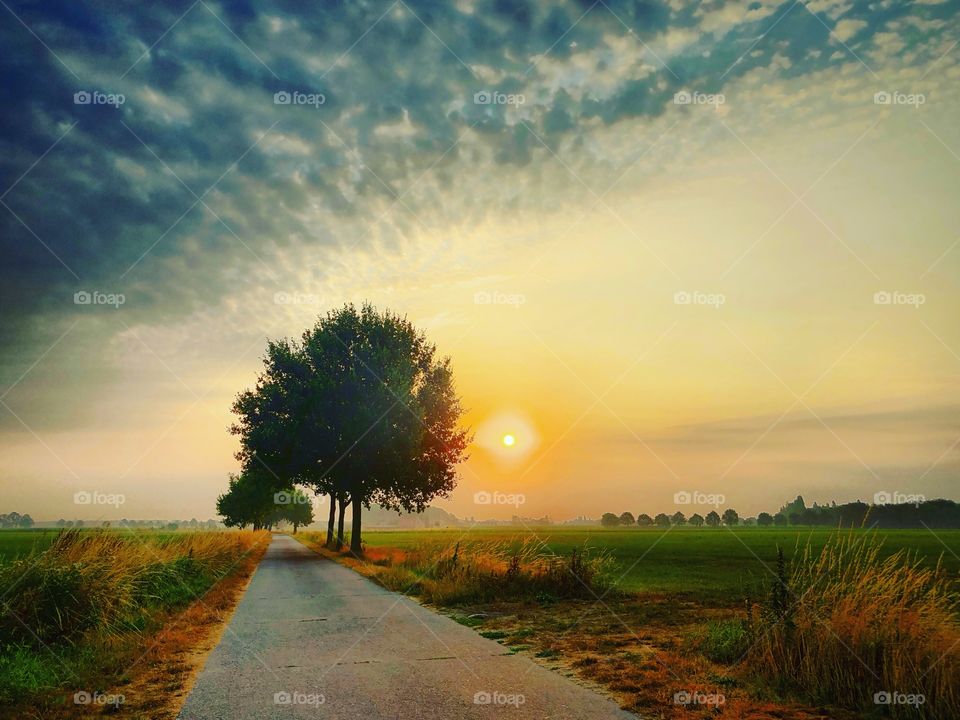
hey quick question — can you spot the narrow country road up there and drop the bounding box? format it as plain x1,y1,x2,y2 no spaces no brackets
178,534,634,719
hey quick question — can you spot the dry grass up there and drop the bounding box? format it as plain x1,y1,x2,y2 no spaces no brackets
0,529,268,717
746,532,960,718
299,532,614,605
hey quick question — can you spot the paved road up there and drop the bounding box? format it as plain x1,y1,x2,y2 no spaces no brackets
179,534,634,719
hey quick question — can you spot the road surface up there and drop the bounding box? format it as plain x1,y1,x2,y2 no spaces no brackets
178,534,634,719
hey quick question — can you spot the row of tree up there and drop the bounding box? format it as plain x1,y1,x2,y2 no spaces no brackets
0,512,34,528
216,478,314,532
601,510,745,527
774,496,960,529
601,498,960,529
220,304,469,553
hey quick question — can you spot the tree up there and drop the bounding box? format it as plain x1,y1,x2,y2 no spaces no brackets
636,513,653,527
217,471,276,529
654,513,670,527
705,511,720,527
232,303,470,554
600,512,620,527
273,488,315,533
773,512,787,526
722,508,739,526
670,511,686,526
619,511,635,526
689,513,704,526
757,512,773,527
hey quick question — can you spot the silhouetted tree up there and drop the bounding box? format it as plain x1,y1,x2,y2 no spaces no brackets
671,511,686,526
773,512,787,526
600,512,620,527
722,508,739,526
689,513,704,526
705,511,720,527
232,303,470,554
619,511,635,526
636,513,653,526
654,513,670,527
757,512,773,527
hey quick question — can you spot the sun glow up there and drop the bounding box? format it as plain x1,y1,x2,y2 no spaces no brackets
502,433,516,447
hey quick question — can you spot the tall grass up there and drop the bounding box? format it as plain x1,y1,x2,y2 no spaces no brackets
0,528,264,704
746,532,959,718
304,534,613,605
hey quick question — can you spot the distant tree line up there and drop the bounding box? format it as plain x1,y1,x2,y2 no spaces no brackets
600,509,740,527
599,496,960,529
0,512,34,528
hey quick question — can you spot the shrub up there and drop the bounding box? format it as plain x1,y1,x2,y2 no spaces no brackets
745,533,959,718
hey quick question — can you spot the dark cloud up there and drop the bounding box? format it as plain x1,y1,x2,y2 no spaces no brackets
1,0,956,427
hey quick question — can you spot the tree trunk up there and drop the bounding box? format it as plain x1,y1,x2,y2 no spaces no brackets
326,493,336,546
336,495,347,550
293,522,299,534
350,496,362,555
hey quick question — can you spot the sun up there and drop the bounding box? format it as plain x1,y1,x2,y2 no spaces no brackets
502,433,516,447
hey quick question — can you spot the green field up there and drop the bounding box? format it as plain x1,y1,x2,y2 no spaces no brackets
359,526,960,602
0,529,60,561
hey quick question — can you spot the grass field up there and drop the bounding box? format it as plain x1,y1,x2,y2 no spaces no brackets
307,525,960,718
0,529,60,562
357,525,960,603
0,528,267,718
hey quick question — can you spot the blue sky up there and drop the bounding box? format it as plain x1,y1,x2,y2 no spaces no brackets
1,0,958,520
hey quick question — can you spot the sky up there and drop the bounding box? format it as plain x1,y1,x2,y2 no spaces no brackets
0,0,958,523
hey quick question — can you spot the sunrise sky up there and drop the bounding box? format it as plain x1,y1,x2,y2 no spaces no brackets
1,0,958,522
